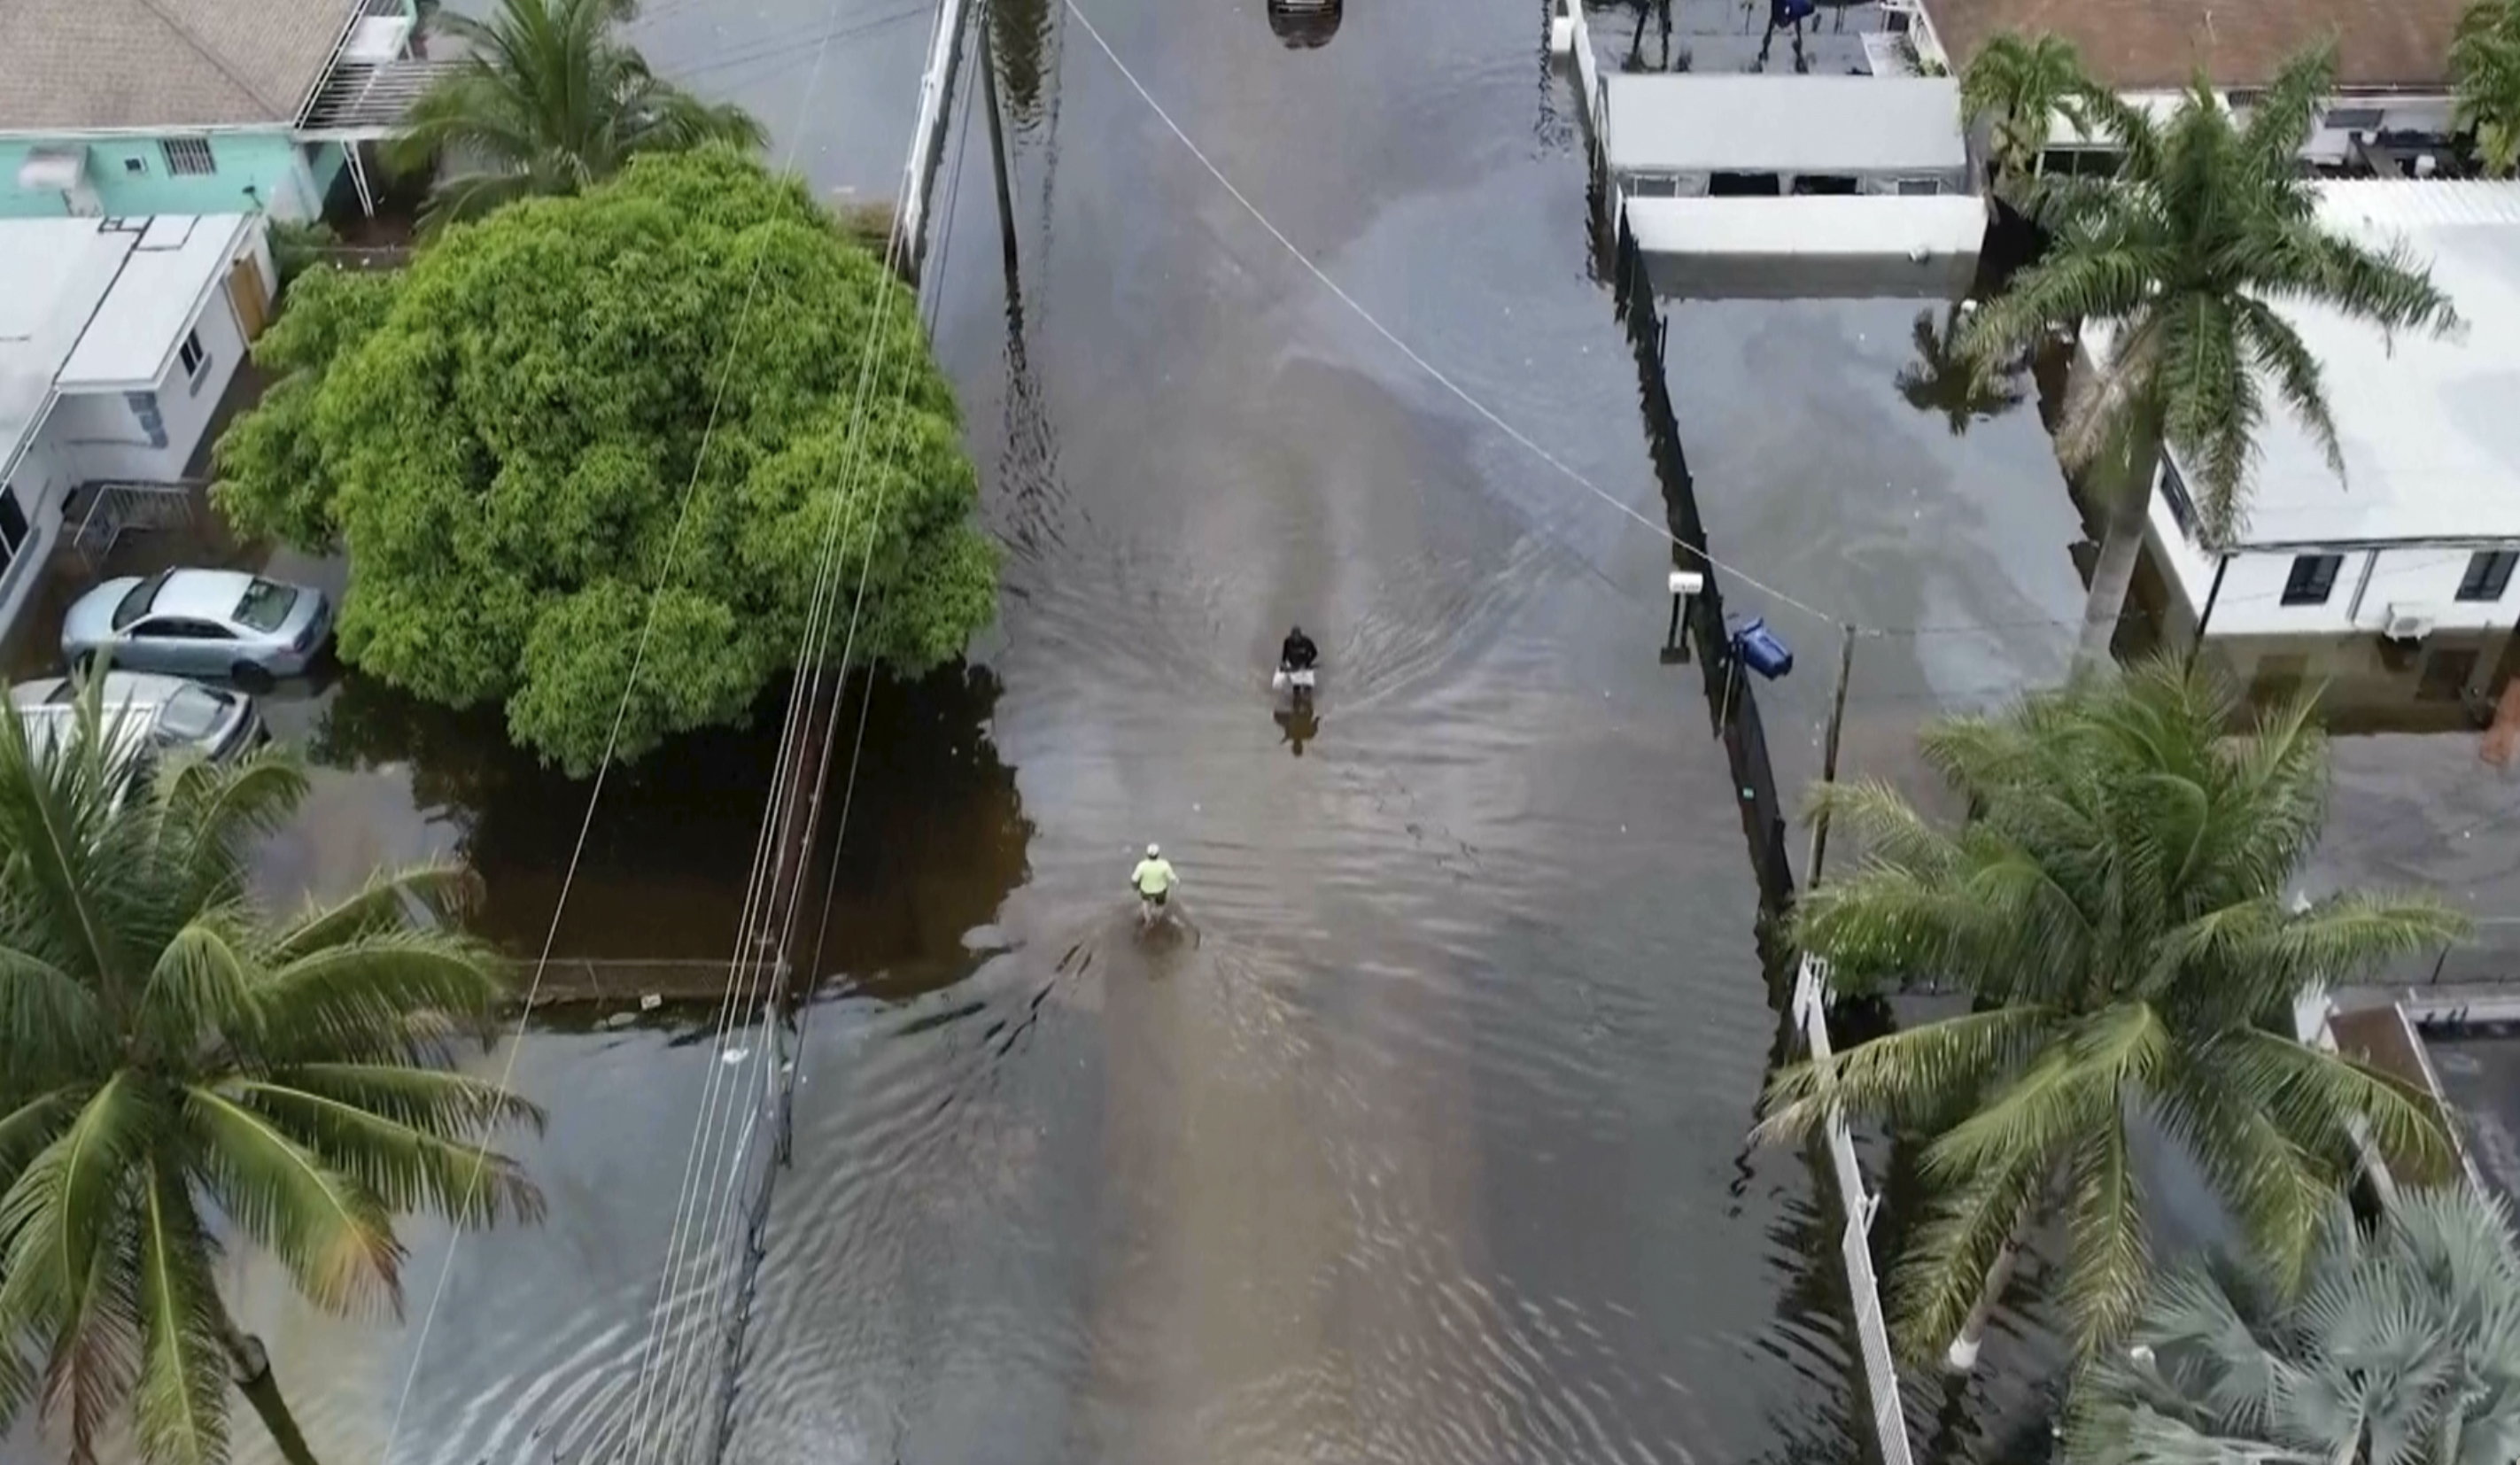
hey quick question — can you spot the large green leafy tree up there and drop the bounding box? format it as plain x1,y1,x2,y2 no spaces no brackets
0,681,542,1465
214,148,998,777
1758,657,2465,1374
2455,0,2520,176
386,0,768,231
1958,44,2462,668
1958,31,2097,198
2072,1186,2520,1465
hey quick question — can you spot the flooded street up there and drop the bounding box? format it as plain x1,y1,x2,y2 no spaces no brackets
718,0,1844,1457
35,0,1888,1461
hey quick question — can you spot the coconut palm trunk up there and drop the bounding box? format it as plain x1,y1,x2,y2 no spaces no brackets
1944,1200,2034,1372
2075,414,2166,668
218,1316,320,1465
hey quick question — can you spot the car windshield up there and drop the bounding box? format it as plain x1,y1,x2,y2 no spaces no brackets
156,686,231,740
112,573,169,632
233,579,298,633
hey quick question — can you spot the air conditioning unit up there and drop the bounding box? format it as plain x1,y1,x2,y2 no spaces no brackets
2382,604,2439,642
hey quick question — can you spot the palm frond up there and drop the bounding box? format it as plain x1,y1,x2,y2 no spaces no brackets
1925,1001,2164,1184
2214,1026,2457,1189
1754,654,2480,1369
2078,1184,2520,1465
0,1076,151,1462
235,1079,544,1229
2062,1109,2151,1354
276,1063,545,1140
0,944,112,1084
182,1088,403,1317
1887,1151,2049,1361
0,1089,84,1193
245,928,512,1066
137,919,263,1058
1756,1005,2060,1142
130,1162,226,1465
2237,42,2338,167
269,862,484,963
2152,1051,2340,1298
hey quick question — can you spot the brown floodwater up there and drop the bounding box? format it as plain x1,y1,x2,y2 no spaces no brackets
4,0,1960,1461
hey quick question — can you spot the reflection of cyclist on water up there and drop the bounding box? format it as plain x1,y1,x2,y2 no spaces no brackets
1130,843,1179,928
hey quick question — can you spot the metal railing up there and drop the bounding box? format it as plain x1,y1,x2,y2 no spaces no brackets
70,479,200,571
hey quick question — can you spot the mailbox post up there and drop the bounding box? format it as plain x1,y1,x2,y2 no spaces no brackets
1663,568,1704,664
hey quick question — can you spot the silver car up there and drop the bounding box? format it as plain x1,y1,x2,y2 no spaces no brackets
62,569,332,684
11,671,264,766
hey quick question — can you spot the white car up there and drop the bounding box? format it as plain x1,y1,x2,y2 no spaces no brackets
11,672,265,767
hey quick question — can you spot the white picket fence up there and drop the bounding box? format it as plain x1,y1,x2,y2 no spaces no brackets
1792,955,1914,1465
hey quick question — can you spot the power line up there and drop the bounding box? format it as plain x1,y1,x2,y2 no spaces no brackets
619,10,980,1460
374,0,917,1453
1058,0,1847,636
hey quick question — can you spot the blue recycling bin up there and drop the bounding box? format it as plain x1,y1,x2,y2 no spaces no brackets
1732,617,1794,680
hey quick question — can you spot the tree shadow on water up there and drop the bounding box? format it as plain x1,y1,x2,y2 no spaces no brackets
307,664,1035,989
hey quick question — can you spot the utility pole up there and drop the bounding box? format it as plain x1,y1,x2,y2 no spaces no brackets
1803,624,1857,887
981,8,1021,296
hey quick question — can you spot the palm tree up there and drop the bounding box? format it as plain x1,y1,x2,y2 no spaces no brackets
1896,303,2028,435
1958,31,2097,198
2454,0,2520,176
2070,1186,2520,1465
1958,44,2462,670
387,0,768,231
0,680,543,1465
1757,656,2466,1375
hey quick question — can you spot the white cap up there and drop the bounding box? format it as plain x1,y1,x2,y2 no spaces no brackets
1146,843,1160,857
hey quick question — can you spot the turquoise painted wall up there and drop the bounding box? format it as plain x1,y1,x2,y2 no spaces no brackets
0,132,319,221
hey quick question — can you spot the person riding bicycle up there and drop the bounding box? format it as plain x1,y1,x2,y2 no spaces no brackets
1279,625,1319,673
1130,843,1179,921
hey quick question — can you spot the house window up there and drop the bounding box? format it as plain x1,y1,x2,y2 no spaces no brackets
2320,106,2385,132
2159,456,2198,537
2456,549,2517,603
160,137,216,176
177,329,208,384
2281,554,2344,606
1894,177,1943,196
122,156,147,174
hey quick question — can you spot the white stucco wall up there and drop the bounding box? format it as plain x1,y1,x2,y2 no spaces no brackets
42,283,245,485
2146,484,2520,638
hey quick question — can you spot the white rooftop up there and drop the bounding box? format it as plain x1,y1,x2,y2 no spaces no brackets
1602,75,1967,177
0,213,247,476
59,215,250,389
2144,182,2520,547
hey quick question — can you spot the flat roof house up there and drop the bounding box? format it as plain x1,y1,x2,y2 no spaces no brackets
0,0,451,222
1570,12,1989,300
0,214,274,652
2106,182,2520,706
1903,0,2468,171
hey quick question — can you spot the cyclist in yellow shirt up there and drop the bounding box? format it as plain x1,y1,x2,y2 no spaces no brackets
1129,843,1179,928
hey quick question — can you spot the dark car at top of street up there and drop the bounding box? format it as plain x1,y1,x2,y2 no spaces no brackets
62,569,332,684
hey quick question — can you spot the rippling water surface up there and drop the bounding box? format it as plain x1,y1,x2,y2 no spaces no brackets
27,1,1896,1462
